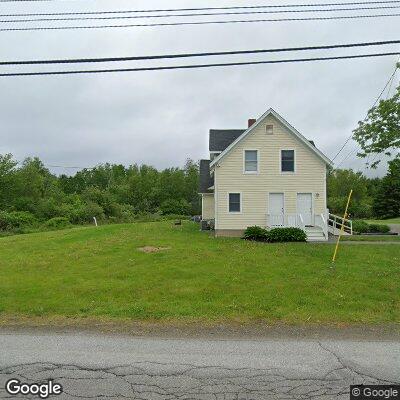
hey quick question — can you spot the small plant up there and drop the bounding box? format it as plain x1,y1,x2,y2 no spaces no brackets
267,227,307,243
243,226,269,241
44,217,71,230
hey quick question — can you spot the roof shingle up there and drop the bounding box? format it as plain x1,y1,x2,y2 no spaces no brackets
209,129,245,152
199,159,214,193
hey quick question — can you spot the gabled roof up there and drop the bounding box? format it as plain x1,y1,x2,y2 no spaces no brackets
210,108,332,168
199,159,214,193
209,129,245,152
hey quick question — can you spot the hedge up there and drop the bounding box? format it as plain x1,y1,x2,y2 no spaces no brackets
243,226,307,243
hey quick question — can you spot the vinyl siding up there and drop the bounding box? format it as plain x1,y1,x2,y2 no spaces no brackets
214,115,327,230
202,193,215,219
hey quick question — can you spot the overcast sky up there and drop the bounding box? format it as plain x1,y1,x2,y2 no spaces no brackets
0,0,399,176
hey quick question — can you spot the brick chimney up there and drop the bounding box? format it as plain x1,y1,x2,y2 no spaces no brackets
248,119,256,128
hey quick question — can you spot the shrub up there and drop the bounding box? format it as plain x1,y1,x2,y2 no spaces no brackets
267,227,307,243
160,199,191,215
369,223,390,233
352,220,370,234
44,217,71,230
0,211,37,231
243,226,269,241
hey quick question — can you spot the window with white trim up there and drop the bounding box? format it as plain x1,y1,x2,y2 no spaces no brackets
228,193,241,213
244,150,258,173
265,125,273,135
281,150,295,172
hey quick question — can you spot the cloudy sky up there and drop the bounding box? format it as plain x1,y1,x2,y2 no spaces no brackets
0,0,399,176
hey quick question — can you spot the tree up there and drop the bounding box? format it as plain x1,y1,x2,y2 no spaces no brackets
0,154,17,209
373,159,400,219
327,168,374,218
353,70,400,167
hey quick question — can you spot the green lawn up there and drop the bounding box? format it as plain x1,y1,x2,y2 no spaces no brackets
341,235,400,242
0,221,398,325
366,217,400,224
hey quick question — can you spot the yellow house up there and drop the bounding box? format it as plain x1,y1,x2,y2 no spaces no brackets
199,108,334,241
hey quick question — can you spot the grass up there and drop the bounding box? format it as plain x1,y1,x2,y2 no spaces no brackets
365,217,400,224
0,221,399,325
341,235,400,242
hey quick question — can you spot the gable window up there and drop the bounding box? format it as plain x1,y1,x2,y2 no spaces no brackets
228,193,241,213
281,150,295,172
266,125,273,135
244,150,258,173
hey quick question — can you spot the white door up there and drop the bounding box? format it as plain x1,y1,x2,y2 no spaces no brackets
297,193,313,226
269,193,284,226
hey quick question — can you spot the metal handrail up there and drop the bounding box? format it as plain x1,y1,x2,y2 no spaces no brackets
328,213,353,235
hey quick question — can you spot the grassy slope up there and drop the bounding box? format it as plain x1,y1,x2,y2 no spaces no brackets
0,221,398,324
366,217,400,224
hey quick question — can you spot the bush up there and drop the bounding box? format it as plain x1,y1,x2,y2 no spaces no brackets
267,227,307,243
0,211,37,231
160,199,191,215
352,220,391,234
243,226,269,241
44,217,71,230
352,220,370,234
369,223,390,233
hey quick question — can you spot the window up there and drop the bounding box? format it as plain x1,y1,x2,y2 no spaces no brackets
281,150,295,172
266,125,273,135
244,150,258,173
228,193,241,213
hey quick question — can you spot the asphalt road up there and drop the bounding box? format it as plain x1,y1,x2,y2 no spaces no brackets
0,330,399,399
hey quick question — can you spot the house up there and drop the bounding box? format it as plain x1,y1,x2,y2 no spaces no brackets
199,108,335,241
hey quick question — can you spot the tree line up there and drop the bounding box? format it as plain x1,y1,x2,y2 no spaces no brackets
0,152,398,234
327,159,400,219
0,154,200,230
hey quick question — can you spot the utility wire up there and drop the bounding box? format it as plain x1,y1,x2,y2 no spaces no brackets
2,5,400,23
0,13,399,31
0,52,399,77
1,40,399,66
333,64,399,164
2,0,400,16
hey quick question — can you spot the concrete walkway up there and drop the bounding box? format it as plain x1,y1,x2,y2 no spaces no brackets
389,224,400,234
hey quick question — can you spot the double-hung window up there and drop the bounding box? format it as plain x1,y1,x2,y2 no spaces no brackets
228,193,241,213
244,150,258,173
281,150,295,172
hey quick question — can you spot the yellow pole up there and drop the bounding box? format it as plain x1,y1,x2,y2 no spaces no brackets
332,189,353,263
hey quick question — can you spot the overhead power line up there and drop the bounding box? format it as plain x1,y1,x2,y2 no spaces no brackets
333,63,399,164
1,52,399,77
1,40,399,66
2,0,400,16
2,5,400,23
0,12,399,31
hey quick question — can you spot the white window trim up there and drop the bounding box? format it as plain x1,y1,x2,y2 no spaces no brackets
280,148,296,174
227,192,242,214
243,149,259,174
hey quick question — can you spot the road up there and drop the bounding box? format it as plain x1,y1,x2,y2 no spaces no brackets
0,330,399,399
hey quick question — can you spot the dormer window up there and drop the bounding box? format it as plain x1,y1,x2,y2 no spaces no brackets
266,125,273,135
244,150,258,173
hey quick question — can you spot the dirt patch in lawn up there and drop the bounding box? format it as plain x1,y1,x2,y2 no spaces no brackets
138,246,171,253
